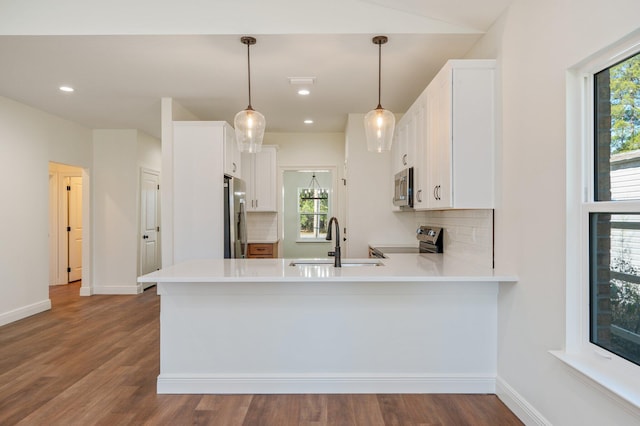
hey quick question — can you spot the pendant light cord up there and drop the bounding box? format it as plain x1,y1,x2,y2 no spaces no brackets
377,41,382,109
246,41,253,110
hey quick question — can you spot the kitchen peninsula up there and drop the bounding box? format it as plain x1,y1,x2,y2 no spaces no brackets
139,254,517,394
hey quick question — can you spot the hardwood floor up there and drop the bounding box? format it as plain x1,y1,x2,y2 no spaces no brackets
0,283,523,425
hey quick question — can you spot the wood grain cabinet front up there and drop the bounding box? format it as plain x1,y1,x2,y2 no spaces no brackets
247,242,278,258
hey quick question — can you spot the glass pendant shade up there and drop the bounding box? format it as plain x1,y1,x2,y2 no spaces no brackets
235,36,265,153
364,106,395,153
234,107,265,153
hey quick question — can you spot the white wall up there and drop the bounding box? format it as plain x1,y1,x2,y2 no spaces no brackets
160,97,201,267
345,114,417,257
92,129,161,294
265,132,346,256
266,132,344,167
92,130,138,294
0,95,92,326
137,130,162,171
467,1,640,424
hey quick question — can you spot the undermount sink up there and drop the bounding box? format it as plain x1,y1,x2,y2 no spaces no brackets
289,259,383,267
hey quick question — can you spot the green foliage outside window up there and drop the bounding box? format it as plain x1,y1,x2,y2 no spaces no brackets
298,189,329,239
610,52,640,153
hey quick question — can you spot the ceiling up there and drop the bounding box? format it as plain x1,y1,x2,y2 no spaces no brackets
0,0,511,139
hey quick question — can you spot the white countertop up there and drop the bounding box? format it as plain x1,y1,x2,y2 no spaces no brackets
139,253,518,283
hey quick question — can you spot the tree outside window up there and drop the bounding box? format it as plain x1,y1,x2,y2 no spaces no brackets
298,188,329,240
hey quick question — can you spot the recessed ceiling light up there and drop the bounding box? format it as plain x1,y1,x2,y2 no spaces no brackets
304,119,314,124
298,89,310,96
59,86,74,92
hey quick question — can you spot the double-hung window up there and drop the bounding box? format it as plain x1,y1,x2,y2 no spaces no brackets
589,51,640,367
562,34,640,407
298,186,329,240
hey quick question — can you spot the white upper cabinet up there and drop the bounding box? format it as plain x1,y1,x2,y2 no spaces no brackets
391,99,421,211
415,59,496,210
242,145,277,212
223,123,241,178
391,110,417,174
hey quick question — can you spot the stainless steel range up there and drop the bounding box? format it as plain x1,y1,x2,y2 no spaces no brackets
369,226,444,258
416,225,443,253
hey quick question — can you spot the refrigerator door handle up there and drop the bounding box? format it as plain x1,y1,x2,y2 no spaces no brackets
239,199,248,258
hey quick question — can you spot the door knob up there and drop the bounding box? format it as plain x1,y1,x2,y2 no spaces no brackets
143,235,149,239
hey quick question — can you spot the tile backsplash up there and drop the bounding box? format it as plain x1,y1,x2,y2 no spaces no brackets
246,212,278,242
249,209,494,266
414,209,493,267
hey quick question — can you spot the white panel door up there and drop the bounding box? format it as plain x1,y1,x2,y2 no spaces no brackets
140,169,160,275
67,176,83,282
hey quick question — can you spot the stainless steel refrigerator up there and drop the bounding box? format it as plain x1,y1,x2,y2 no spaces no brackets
224,175,248,258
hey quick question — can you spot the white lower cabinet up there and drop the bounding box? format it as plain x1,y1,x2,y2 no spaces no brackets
414,59,495,210
242,145,277,212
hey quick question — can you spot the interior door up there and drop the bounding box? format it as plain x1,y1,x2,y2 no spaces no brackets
140,169,160,276
67,176,83,282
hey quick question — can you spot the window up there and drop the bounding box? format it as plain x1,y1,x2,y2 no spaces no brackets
590,51,640,366
298,186,329,240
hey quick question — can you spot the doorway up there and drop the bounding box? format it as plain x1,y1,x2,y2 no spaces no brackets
139,168,161,287
282,169,334,258
48,162,84,285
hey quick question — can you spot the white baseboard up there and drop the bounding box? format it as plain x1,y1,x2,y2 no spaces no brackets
0,299,51,327
496,376,551,426
157,374,496,395
91,284,142,295
79,285,92,296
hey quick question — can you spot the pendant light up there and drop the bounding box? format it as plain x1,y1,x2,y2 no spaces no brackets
234,36,266,153
364,35,395,153
300,173,328,200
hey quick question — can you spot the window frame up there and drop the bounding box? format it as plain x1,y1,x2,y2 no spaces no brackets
296,187,331,242
559,32,640,409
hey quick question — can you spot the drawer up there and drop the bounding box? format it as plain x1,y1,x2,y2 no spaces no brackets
247,243,277,258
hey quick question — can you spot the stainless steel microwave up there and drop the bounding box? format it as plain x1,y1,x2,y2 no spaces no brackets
393,167,414,209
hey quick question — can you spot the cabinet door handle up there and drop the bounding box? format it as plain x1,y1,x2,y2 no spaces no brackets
232,162,237,173
402,154,407,166
416,189,422,203
256,199,258,209
433,185,438,200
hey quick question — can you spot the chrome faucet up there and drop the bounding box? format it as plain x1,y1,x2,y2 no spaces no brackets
326,216,341,267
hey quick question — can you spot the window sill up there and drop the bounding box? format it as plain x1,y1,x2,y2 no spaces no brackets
295,239,330,244
550,350,640,411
